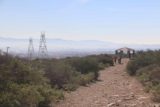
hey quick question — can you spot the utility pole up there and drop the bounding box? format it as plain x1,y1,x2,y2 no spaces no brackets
6,46,10,56
38,32,48,59
28,38,34,60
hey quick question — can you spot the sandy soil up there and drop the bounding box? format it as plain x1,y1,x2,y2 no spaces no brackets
56,59,160,107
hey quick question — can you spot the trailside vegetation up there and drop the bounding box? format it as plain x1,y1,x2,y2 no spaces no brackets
127,50,160,102
0,54,113,107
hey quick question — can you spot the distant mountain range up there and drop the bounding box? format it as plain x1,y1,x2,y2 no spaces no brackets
0,37,159,58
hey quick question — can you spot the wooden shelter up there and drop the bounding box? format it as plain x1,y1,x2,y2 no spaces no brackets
115,47,135,58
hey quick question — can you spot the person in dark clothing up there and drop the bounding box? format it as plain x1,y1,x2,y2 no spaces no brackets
113,56,117,64
128,51,131,59
118,56,122,64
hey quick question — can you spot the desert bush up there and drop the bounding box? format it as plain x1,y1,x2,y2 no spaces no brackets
63,83,78,91
0,55,63,107
38,85,64,107
127,50,160,75
42,54,113,91
126,60,138,75
45,61,80,89
78,72,95,86
127,50,160,102
45,60,97,90
65,57,100,80
137,64,160,86
0,83,64,107
89,54,113,69
0,53,113,106
152,85,160,102
93,54,114,66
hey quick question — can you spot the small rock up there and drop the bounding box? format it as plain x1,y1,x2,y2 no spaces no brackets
124,104,137,107
137,96,149,100
107,103,116,107
117,100,122,103
112,95,120,98
130,92,135,97
107,102,120,107
153,104,160,107
102,93,108,97
123,97,133,101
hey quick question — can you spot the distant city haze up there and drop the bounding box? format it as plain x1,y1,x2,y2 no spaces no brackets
0,37,159,57
0,0,160,44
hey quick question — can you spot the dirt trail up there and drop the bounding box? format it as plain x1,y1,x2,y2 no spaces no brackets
56,59,159,107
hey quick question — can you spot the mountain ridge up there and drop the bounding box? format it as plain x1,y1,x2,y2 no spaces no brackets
0,37,159,54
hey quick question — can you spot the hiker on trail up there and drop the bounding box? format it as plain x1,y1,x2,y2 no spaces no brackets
113,55,117,64
118,56,122,64
128,51,131,59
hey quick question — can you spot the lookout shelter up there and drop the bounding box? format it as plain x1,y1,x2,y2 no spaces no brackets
115,47,135,58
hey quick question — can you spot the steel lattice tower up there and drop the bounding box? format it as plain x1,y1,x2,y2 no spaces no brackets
38,32,48,59
28,38,34,60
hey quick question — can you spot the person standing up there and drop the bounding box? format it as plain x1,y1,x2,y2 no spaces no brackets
118,56,122,64
113,55,117,64
128,50,131,59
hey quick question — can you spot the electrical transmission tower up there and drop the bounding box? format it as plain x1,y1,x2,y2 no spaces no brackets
38,32,48,59
6,46,10,56
28,38,34,60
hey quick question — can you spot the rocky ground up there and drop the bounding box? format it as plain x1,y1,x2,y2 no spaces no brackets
56,59,160,107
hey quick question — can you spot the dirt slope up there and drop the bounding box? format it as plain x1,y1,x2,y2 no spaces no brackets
56,59,160,107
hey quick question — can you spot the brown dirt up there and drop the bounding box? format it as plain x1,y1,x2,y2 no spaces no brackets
56,59,160,107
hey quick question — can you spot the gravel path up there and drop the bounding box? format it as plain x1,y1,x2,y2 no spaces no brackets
56,59,160,107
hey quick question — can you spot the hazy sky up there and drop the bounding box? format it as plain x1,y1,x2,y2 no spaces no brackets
0,0,160,44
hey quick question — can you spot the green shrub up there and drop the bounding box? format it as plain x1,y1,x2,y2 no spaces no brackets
126,60,138,75
0,53,113,106
137,64,160,86
38,86,64,107
65,57,100,80
127,50,160,75
127,50,160,102
45,61,80,89
63,83,78,91
94,54,113,66
43,54,113,91
152,85,160,102
45,60,98,90
0,55,63,107
79,73,95,86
